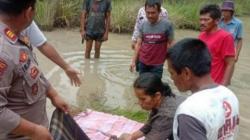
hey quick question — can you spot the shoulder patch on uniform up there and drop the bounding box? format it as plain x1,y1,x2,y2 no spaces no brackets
4,28,17,43
32,83,38,95
0,59,7,76
19,50,28,63
30,66,39,79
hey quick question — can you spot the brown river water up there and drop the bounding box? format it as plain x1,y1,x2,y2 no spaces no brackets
37,17,250,139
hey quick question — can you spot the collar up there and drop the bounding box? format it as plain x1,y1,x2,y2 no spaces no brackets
0,22,18,44
221,16,237,25
155,96,168,111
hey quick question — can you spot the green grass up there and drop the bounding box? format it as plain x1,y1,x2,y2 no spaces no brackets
164,0,250,30
110,0,142,33
54,0,82,27
35,0,250,32
35,0,58,31
109,109,148,123
70,104,148,122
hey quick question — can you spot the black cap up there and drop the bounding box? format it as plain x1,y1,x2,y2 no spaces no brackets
0,0,36,16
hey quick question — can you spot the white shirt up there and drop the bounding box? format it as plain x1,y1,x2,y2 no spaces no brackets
173,85,239,140
21,21,47,48
131,7,168,41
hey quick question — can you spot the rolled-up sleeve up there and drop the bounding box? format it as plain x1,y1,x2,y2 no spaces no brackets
0,105,21,134
28,21,47,48
140,123,151,135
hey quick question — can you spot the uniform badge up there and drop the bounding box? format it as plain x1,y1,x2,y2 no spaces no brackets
30,66,39,79
19,51,28,63
4,28,17,43
0,59,7,76
32,83,38,95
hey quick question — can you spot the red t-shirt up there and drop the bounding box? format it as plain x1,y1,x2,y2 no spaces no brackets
140,33,168,65
199,29,235,84
138,19,173,65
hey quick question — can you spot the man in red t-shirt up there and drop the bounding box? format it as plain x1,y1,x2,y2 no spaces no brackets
198,4,235,86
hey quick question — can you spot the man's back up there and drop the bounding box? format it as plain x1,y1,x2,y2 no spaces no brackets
173,85,239,140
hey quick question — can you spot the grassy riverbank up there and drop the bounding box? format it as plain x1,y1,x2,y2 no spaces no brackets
35,0,250,32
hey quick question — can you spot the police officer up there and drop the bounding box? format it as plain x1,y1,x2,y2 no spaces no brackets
0,0,69,139
22,21,81,87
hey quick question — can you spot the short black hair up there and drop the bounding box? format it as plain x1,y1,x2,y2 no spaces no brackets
0,0,36,16
200,4,221,20
133,73,174,97
166,38,211,77
145,0,161,12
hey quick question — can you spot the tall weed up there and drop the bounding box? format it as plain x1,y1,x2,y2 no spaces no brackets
35,0,250,32
54,0,82,27
35,0,58,31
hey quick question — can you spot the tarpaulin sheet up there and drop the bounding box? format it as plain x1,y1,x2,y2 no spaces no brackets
74,109,144,140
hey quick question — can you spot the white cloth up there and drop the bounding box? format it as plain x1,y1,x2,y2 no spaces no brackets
131,7,168,41
21,21,47,48
173,85,239,140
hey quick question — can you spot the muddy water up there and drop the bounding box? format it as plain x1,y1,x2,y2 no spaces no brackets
38,17,250,139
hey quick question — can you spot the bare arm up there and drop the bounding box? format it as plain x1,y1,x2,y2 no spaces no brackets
38,43,81,86
130,38,142,72
12,119,52,140
167,39,174,49
80,10,87,37
119,131,144,140
131,130,144,140
103,11,111,41
166,22,175,49
235,39,243,62
46,86,69,113
222,56,235,86
133,38,142,62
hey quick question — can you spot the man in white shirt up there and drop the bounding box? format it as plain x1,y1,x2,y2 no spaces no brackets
131,0,168,49
166,38,239,140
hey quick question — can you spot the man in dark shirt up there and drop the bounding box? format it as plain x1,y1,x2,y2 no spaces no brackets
80,0,111,59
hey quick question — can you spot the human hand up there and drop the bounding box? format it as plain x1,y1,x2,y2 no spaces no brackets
80,30,86,39
129,61,136,73
51,94,69,114
131,41,136,50
109,135,119,140
102,33,108,41
119,133,132,140
30,125,53,140
64,66,82,87
235,55,239,62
